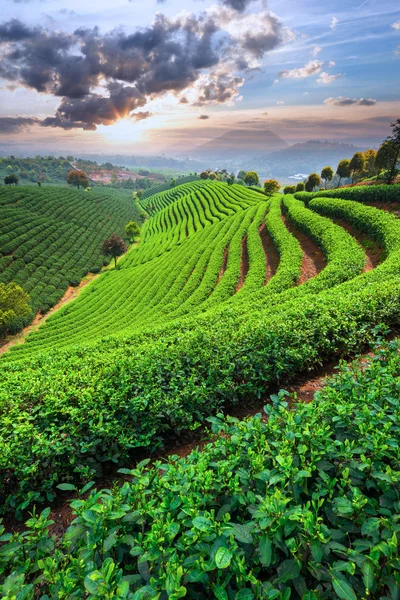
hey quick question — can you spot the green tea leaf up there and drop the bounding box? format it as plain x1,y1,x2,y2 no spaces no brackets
215,547,233,569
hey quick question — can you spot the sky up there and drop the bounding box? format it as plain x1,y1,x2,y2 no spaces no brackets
0,0,399,155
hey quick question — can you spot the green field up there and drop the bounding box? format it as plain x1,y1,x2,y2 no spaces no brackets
1,180,400,598
0,186,139,327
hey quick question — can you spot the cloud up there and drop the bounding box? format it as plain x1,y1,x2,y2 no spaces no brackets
330,16,339,30
324,96,377,106
391,21,400,30
312,45,321,57
279,60,323,79
220,0,257,10
395,45,400,56
0,116,40,134
316,72,343,84
198,114,210,119
328,61,335,67
0,10,286,130
276,100,284,105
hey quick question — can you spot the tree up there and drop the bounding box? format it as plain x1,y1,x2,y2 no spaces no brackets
376,120,400,183
125,221,140,242
208,172,217,180
362,149,377,179
295,182,305,192
37,181,42,187
321,166,334,189
66,170,89,189
305,173,321,192
102,235,127,268
263,179,280,197
238,170,246,180
200,171,209,180
336,159,351,187
227,173,236,185
136,189,143,199
349,152,365,183
283,185,296,195
0,282,31,337
4,173,19,186
244,171,260,187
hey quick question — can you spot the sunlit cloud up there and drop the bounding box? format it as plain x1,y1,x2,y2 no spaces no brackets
317,72,343,84
279,60,323,79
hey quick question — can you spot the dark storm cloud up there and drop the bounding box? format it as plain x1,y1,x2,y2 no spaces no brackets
198,114,210,119
0,9,284,131
0,116,39,134
221,0,257,10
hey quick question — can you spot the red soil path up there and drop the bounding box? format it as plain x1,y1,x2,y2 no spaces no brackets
235,235,249,292
258,223,279,284
282,215,326,284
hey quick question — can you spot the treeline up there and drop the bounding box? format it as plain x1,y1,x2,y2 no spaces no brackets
0,155,73,184
295,119,400,193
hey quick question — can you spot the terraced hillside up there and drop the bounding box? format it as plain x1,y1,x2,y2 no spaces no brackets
0,186,139,327
0,181,400,516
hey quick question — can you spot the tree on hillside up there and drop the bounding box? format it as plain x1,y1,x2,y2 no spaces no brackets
305,173,321,192
244,171,260,187
336,159,351,187
295,182,305,192
208,172,217,180
66,170,89,189
102,235,127,268
227,173,235,185
283,185,296,195
362,149,377,179
136,189,143,199
200,171,209,180
4,174,19,186
349,152,365,183
125,221,141,242
0,282,31,337
376,120,400,183
321,166,334,189
263,179,280,197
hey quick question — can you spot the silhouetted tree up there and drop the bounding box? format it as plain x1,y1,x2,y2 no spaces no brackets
349,152,365,183
321,166,334,189
336,159,351,187
283,185,296,195
102,234,127,268
263,179,280,197
4,173,19,186
125,221,141,242
305,173,321,192
66,170,89,189
244,171,260,187
0,282,31,337
362,149,377,179
376,120,400,183
295,182,305,192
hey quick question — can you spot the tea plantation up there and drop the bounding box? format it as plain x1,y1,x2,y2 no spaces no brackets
0,180,400,598
0,186,139,327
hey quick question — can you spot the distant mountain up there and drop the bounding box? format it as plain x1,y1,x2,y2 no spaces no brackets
188,129,288,161
254,140,368,180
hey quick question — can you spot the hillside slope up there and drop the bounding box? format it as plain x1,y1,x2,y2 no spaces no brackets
0,181,400,515
0,186,139,328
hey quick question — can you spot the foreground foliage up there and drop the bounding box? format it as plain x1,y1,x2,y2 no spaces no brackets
1,339,399,599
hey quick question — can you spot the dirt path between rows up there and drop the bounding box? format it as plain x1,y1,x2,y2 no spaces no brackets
0,242,140,357
258,223,279,283
282,215,326,284
330,218,383,271
217,246,229,284
235,234,249,292
0,273,101,356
